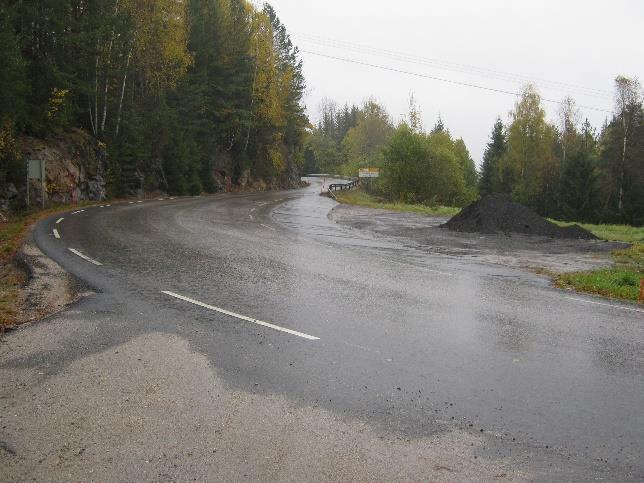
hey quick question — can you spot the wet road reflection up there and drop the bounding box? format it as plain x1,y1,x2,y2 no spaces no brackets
43,176,644,478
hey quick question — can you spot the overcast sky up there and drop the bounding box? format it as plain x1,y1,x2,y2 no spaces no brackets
260,0,643,164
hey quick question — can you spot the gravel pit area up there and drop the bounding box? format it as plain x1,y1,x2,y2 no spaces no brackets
330,204,625,274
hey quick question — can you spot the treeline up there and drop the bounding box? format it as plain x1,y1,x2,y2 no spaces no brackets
305,79,643,225
304,97,479,206
0,0,307,202
480,80,643,225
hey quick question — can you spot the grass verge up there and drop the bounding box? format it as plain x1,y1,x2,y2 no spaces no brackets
0,202,95,328
334,190,460,217
554,222,643,303
550,220,644,244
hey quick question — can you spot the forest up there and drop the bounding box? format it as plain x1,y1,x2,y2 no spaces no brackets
0,0,307,202
0,1,642,226
305,80,644,226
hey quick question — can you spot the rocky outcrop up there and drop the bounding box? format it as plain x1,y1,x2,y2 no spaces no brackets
19,129,108,206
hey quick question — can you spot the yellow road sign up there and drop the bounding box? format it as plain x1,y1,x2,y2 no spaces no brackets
359,168,379,178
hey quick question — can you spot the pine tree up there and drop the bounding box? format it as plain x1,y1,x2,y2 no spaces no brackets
430,116,445,134
557,120,599,222
479,117,506,196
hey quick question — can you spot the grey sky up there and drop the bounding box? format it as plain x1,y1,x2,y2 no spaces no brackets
262,0,643,164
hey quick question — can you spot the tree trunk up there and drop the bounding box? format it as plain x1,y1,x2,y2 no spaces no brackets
244,59,260,154
88,98,96,135
92,38,100,137
100,0,120,134
618,111,628,211
115,46,133,137
619,134,626,211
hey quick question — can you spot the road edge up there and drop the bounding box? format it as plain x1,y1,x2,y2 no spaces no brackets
1,224,90,332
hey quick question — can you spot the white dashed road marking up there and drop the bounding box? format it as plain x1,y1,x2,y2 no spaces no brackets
564,296,644,314
56,218,64,224
71,210,85,215
68,248,103,266
161,291,320,341
53,229,60,239
260,224,276,231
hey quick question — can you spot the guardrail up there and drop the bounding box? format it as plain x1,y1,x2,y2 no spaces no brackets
328,179,360,192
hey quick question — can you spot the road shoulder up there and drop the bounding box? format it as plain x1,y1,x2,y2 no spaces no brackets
3,234,85,331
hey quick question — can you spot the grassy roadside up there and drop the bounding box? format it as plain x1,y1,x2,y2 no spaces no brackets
550,220,644,244
334,190,460,217
554,222,643,303
0,201,95,328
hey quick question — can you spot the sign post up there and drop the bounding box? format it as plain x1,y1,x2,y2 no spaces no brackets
358,168,379,193
358,168,380,178
27,159,46,208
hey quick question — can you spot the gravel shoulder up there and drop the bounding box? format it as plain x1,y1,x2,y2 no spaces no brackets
1,331,527,481
5,237,85,330
330,204,627,274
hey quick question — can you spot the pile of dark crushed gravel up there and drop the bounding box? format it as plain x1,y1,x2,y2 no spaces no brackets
443,193,597,239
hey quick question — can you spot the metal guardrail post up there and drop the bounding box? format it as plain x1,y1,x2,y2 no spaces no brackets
327,179,359,197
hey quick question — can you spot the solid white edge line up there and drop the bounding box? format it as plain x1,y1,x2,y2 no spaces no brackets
564,296,643,314
260,224,276,231
161,291,320,341
56,217,64,224
68,248,103,266
53,229,60,239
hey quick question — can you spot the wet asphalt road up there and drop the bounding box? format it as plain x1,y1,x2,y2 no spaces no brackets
6,177,644,479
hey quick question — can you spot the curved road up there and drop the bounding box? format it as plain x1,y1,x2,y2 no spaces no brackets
2,178,643,480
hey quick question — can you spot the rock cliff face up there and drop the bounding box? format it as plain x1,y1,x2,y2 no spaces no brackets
19,129,108,206
1,129,303,214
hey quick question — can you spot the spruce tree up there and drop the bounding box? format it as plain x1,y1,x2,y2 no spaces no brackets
557,120,599,222
479,118,506,196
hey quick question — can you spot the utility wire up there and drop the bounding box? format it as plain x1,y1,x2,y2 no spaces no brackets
294,32,614,101
300,49,614,114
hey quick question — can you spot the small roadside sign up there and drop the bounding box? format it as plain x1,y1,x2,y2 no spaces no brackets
359,167,379,178
27,159,46,208
28,159,45,180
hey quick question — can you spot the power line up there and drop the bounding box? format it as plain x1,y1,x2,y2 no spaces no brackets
300,49,614,115
293,32,614,101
